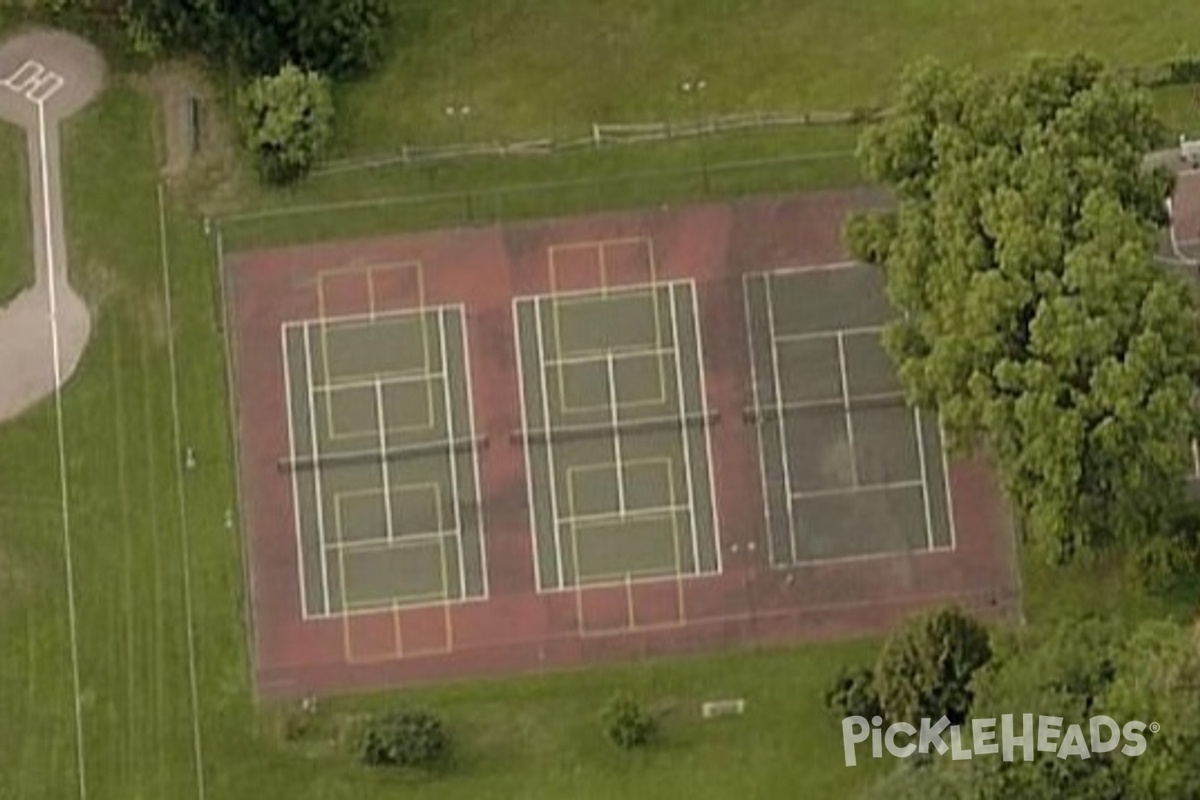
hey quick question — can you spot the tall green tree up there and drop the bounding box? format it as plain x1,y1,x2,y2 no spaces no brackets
873,606,992,725
848,54,1200,561
126,0,391,78
238,64,334,184
865,618,1200,800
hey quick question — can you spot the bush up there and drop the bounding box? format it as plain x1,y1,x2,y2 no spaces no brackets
824,665,883,720
359,709,451,769
874,607,992,725
602,695,657,750
238,64,334,185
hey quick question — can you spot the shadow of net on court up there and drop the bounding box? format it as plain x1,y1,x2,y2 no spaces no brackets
743,263,954,566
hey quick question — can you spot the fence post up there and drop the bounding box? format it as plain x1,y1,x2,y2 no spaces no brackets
592,122,601,148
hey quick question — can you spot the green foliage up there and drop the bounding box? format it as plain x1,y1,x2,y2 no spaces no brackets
824,665,883,720
125,0,391,78
359,708,451,769
870,618,1200,799
873,607,992,725
855,54,1200,562
238,64,334,184
602,695,657,750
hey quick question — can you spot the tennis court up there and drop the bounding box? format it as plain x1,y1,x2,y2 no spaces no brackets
280,304,487,617
513,280,720,592
744,263,955,565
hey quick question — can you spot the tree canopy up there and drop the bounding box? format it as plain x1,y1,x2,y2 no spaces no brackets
848,54,1200,561
127,0,391,78
865,618,1200,799
238,64,334,185
873,606,992,725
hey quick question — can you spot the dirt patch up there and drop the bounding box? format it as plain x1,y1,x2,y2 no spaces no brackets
139,64,244,204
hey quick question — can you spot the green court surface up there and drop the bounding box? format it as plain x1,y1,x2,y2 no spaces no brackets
281,306,486,616
515,282,720,590
744,264,954,565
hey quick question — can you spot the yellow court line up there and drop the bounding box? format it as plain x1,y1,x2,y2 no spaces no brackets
625,572,634,627
367,261,427,314
393,601,404,659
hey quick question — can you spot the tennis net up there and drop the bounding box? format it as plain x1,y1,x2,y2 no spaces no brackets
513,410,719,445
278,435,487,472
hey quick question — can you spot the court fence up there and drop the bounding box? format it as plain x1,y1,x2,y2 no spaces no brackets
313,108,881,178
217,150,864,253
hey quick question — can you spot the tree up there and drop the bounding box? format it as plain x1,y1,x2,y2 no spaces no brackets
849,54,1200,562
602,695,657,750
824,665,883,720
866,618,1200,800
125,0,391,78
238,64,334,184
874,606,992,725
359,708,451,769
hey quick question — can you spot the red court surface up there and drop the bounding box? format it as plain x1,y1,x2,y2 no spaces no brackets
225,188,1020,698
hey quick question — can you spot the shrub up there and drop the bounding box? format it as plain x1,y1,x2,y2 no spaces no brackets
238,64,334,185
824,665,883,720
359,708,451,769
874,606,992,725
602,695,657,750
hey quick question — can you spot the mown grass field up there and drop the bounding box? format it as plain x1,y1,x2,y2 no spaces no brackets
335,0,1200,154
3,2,1200,798
0,121,31,304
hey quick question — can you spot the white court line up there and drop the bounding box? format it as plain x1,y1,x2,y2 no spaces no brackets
791,479,923,501
687,282,722,574
373,378,395,542
773,324,885,344
913,406,935,550
836,331,858,487
325,529,457,552
938,416,958,551
513,301,544,592
668,283,702,573
280,327,311,616
457,305,489,598
764,259,859,277
605,353,626,513
155,183,207,800
743,275,777,567
282,304,434,330
763,273,799,563
559,503,692,527
35,89,87,800
302,323,333,613
534,299,567,588
544,344,676,369
310,369,445,394
437,308,468,599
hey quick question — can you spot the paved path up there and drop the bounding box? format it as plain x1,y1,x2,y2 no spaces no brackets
0,31,104,424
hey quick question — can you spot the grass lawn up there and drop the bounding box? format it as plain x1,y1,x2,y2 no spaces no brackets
336,0,1200,155
220,123,862,248
0,121,31,304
